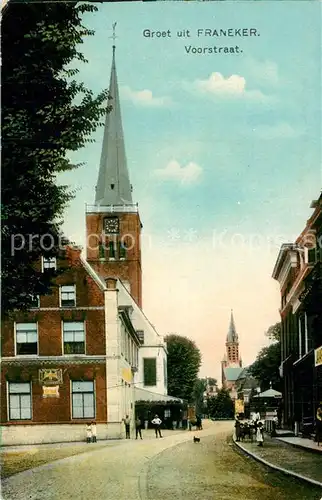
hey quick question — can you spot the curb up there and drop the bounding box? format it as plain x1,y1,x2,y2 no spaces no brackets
233,438,322,489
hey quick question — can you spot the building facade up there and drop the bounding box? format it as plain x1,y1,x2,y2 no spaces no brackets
221,311,243,399
1,44,168,444
1,247,141,444
272,193,322,430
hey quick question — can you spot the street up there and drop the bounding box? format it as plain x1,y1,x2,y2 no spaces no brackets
2,421,321,500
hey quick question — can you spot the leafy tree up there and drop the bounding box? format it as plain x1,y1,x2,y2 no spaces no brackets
2,2,109,315
192,378,207,415
265,322,281,342
165,334,202,402
249,323,282,391
206,377,217,387
207,388,234,419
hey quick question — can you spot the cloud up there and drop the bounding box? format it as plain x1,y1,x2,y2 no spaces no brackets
246,58,280,86
254,122,304,140
121,85,171,107
185,72,270,101
154,160,202,185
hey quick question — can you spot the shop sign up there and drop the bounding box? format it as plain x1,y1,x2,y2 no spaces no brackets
43,385,59,398
122,367,132,383
235,399,244,415
315,346,322,367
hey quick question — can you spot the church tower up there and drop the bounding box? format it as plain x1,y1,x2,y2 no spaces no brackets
221,310,242,389
86,44,142,307
225,310,241,366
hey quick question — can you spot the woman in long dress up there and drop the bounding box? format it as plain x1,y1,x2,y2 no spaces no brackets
256,422,264,447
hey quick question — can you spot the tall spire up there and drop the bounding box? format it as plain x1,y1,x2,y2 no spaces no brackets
95,40,133,206
226,309,238,343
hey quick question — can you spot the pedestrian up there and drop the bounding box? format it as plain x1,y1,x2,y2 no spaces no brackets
256,421,264,447
316,403,322,446
235,417,241,442
135,416,143,440
86,422,92,443
151,414,163,438
91,421,97,443
123,414,131,439
252,408,260,431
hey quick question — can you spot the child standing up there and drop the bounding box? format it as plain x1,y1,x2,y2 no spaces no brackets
86,422,92,443
91,421,97,443
256,421,264,447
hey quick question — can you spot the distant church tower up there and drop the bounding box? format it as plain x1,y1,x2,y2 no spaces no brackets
225,310,241,366
221,310,242,388
86,44,142,307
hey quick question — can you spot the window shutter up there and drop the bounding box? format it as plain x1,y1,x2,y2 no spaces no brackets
143,358,157,386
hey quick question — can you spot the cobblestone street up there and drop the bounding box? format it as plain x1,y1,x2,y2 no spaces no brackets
2,421,322,500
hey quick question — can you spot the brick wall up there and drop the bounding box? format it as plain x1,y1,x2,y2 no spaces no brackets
86,212,142,307
1,364,107,424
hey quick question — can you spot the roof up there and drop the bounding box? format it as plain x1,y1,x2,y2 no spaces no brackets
95,46,133,206
227,310,238,342
135,387,183,403
223,366,243,381
254,388,282,398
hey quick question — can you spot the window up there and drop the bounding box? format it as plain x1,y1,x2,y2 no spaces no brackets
61,285,76,307
8,383,32,420
63,322,85,354
16,323,38,355
42,257,57,271
99,243,105,259
109,241,116,259
136,330,144,345
71,381,95,418
119,241,126,260
143,358,157,386
164,358,167,388
30,295,40,308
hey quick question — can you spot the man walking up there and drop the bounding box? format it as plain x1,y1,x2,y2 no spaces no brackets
135,416,143,440
123,415,131,439
151,414,163,438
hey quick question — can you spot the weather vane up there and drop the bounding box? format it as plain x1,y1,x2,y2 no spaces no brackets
110,22,117,44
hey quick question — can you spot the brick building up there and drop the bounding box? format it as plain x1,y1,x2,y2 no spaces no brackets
1,44,169,444
1,247,143,444
272,192,322,431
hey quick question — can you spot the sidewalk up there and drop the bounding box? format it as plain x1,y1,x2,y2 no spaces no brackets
276,436,322,454
233,434,322,487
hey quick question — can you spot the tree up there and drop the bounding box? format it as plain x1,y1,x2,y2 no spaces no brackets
265,322,281,342
207,388,234,419
165,334,202,402
2,2,109,315
206,377,217,387
192,378,207,415
249,322,282,391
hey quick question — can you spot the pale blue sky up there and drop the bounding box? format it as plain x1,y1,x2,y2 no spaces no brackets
60,1,321,381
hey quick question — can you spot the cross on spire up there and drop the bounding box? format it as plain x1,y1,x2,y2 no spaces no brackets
110,22,117,53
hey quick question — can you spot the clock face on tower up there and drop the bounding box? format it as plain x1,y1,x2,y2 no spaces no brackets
104,217,119,234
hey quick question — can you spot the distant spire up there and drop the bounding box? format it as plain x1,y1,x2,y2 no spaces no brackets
95,30,133,206
226,309,238,343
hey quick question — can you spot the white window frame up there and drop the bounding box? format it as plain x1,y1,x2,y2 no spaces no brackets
60,285,76,308
70,380,96,419
62,321,86,355
7,381,32,420
14,322,38,357
42,256,57,272
30,295,40,308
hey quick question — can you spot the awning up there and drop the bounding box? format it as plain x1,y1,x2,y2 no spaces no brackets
135,387,184,403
